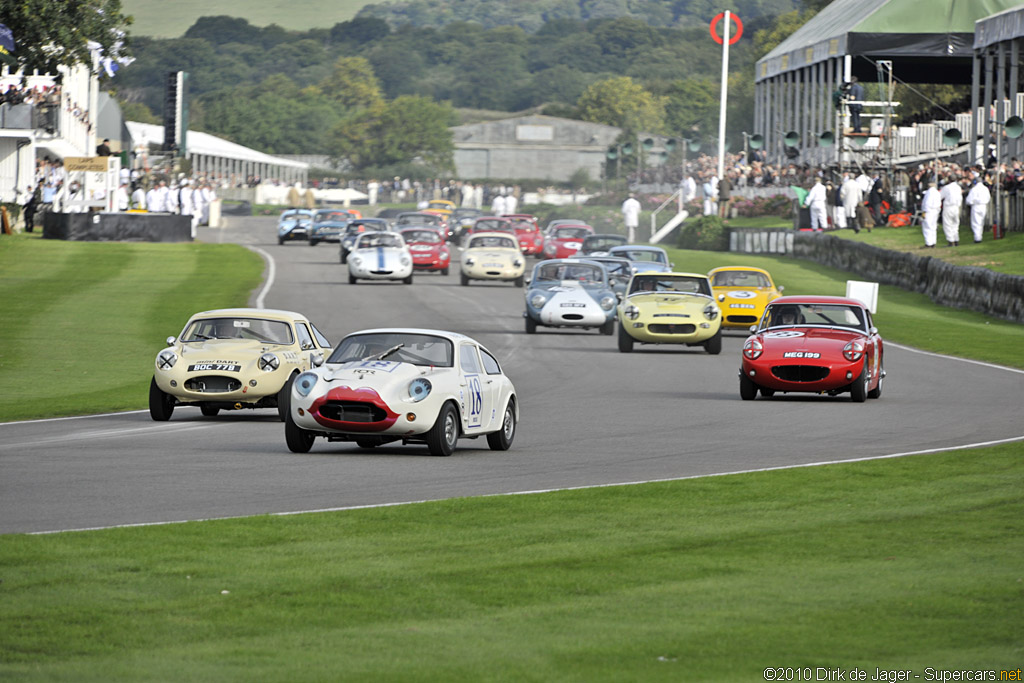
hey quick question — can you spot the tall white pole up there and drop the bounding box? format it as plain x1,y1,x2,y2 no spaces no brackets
717,10,731,182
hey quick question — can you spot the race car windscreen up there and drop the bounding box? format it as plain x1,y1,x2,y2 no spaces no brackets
615,248,667,263
469,235,516,249
712,270,770,287
630,276,710,295
765,304,866,331
358,233,402,249
328,333,454,367
401,229,442,244
184,318,294,344
534,263,602,283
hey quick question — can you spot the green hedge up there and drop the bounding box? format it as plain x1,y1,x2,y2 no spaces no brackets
677,215,728,251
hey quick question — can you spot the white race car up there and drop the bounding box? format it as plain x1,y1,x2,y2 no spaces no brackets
286,328,519,456
460,232,526,286
347,231,413,284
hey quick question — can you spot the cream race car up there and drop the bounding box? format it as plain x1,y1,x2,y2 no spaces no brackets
460,232,526,286
617,272,722,353
150,308,333,421
708,266,784,330
347,231,414,284
286,328,519,456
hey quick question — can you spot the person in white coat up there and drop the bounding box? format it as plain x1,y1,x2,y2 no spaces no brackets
504,191,517,215
621,193,641,242
964,175,991,243
938,177,963,246
130,184,146,210
804,177,828,231
840,173,863,232
490,192,507,216
920,181,942,248
701,175,717,216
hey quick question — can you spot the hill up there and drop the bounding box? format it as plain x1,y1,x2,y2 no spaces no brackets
121,0,370,38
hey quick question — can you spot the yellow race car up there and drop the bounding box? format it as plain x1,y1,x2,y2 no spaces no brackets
708,266,784,330
617,272,722,353
149,308,333,421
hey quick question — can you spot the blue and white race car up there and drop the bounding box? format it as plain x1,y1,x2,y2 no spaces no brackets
347,231,413,284
523,259,618,335
277,209,313,244
607,245,674,274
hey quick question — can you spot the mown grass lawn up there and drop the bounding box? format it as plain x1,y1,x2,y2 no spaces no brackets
1,445,1021,681
0,234,263,421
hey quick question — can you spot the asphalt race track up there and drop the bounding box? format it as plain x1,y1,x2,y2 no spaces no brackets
2,216,1022,534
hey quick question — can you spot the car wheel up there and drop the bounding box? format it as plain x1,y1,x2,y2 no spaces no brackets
340,250,348,264
525,316,537,334
514,274,524,287
285,413,315,453
149,377,174,421
850,366,868,403
704,329,722,355
760,387,775,398
426,402,459,457
309,239,319,247
356,438,379,449
868,360,883,399
460,273,469,286
404,274,413,285
277,372,296,422
200,405,220,417
441,267,449,276
278,236,284,245
486,400,516,451
739,373,758,400
599,319,615,336
348,274,357,285
617,323,634,353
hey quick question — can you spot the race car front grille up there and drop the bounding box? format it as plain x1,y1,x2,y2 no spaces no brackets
726,315,758,324
319,401,387,423
648,323,696,334
370,270,394,275
561,314,584,321
184,376,243,393
772,365,829,382
485,270,502,275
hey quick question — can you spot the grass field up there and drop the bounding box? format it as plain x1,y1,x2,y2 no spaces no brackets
1,445,1021,680
0,235,263,421
122,0,369,38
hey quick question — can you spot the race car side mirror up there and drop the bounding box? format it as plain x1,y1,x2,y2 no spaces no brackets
718,294,726,302
869,327,878,335
311,353,324,367
749,325,758,333
779,285,785,292
166,336,176,346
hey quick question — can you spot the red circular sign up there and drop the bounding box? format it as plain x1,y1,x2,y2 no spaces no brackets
710,12,743,45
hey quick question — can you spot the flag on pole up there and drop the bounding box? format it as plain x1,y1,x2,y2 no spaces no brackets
0,23,17,66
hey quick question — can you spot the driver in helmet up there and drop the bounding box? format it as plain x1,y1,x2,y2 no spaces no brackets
776,305,800,326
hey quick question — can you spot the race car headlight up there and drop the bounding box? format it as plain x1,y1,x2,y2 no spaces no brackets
294,371,318,397
743,339,763,360
351,256,362,266
843,340,865,361
599,295,616,311
465,257,475,266
408,378,432,402
157,349,177,370
703,304,720,321
625,305,640,320
400,256,411,266
513,258,523,267
530,293,548,308
259,353,280,371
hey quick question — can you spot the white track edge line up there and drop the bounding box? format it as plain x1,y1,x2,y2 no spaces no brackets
26,433,1024,535
249,245,275,310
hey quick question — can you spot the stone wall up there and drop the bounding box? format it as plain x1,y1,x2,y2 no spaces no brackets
790,233,1024,324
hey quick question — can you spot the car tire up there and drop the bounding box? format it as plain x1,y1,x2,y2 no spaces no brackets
285,413,315,453
277,373,296,422
599,319,615,336
309,239,319,247
348,274,357,285
200,405,220,417
759,387,775,398
340,250,348,264
617,323,634,353
868,360,883,399
426,402,459,457
149,377,175,421
404,274,413,285
460,273,469,286
278,236,284,245
739,374,758,400
704,329,722,355
850,366,868,403
486,400,516,451
441,267,449,276
514,275,524,287
525,316,537,334
356,438,379,449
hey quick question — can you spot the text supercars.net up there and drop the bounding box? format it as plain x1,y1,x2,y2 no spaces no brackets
762,667,1022,681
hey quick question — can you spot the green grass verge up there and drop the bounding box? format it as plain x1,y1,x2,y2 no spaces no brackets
0,234,264,421
2,445,1021,680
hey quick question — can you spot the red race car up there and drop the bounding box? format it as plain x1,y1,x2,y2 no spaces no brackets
542,224,594,259
504,213,543,256
399,227,451,275
739,295,884,402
